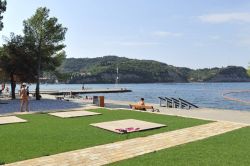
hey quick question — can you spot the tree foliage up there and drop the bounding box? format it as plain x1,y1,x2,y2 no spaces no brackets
0,33,36,98
23,7,67,99
0,0,6,31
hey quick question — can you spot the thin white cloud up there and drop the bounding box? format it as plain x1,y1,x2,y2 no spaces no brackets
209,35,221,40
198,12,250,23
152,31,182,37
193,42,206,47
119,41,164,46
106,41,165,47
236,38,250,47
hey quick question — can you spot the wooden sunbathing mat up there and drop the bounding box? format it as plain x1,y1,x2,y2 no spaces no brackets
0,116,27,125
49,110,101,118
91,119,166,133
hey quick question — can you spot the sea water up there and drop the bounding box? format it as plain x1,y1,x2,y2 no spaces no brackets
24,82,250,111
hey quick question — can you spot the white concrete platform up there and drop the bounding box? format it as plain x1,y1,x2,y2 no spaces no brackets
0,116,27,125
105,99,250,125
91,119,166,133
48,110,101,118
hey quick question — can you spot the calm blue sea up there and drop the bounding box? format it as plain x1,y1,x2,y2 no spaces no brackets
24,82,250,111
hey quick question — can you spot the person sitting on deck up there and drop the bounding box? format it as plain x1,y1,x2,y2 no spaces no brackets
129,98,159,112
138,98,145,106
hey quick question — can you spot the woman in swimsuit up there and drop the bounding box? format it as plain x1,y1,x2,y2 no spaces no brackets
20,83,29,112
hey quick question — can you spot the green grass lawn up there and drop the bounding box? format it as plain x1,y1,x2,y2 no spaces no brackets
0,109,208,164
109,126,250,166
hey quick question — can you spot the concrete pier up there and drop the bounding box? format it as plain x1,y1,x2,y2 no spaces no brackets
30,88,132,95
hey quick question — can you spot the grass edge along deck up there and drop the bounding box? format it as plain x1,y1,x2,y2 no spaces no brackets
5,121,246,166
0,108,210,164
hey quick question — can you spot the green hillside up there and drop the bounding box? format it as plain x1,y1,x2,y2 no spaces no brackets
57,56,250,83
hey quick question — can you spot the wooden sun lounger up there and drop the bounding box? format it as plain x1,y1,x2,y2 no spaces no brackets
129,104,159,112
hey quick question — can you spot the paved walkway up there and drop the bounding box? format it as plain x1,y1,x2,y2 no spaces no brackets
157,108,250,125
6,121,247,166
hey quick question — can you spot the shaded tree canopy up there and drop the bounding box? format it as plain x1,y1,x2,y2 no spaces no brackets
23,7,67,99
23,7,67,70
0,33,36,98
0,33,36,80
0,0,6,30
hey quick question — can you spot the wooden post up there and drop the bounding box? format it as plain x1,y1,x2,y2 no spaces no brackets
99,96,104,107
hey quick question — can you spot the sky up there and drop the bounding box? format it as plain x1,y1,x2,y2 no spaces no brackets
1,0,250,69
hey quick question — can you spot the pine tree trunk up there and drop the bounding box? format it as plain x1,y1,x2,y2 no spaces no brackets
35,81,40,100
36,51,41,100
10,72,16,99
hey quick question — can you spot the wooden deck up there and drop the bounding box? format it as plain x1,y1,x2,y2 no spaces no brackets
29,88,132,95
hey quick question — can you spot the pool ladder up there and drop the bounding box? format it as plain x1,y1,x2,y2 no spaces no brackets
158,97,199,109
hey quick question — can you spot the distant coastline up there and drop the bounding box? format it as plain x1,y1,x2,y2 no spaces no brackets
53,56,250,84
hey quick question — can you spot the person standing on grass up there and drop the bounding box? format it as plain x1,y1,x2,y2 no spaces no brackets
20,83,29,112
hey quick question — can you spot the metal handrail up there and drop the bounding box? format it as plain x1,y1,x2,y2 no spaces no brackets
159,96,199,109
178,98,199,108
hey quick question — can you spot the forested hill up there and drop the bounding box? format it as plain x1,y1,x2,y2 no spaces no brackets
57,56,250,83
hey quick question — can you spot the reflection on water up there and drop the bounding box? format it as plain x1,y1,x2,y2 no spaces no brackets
13,82,250,111
228,92,250,101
